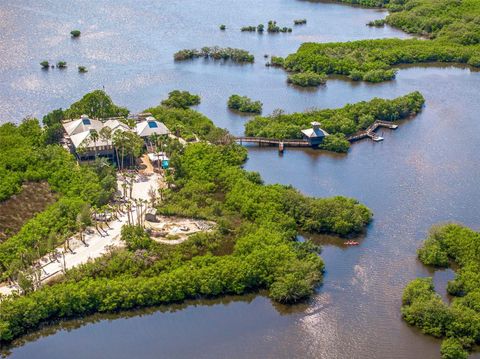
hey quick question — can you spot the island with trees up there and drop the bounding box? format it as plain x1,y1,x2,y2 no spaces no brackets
271,0,480,83
227,95,263,114
244,91,425,152
174,47,254,63
402,224,480,359
0,90,373,344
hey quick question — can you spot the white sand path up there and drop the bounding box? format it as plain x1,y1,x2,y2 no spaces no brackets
0,173,159,297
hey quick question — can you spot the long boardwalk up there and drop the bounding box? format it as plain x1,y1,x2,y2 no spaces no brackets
236,137,311,147
235,120,399,148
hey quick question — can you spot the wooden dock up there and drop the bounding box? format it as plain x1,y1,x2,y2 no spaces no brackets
347,120,398,142
235,120,399,150
236,137,310,147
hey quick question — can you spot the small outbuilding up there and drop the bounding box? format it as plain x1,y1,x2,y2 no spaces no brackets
148,152,170,169
301,121,329,147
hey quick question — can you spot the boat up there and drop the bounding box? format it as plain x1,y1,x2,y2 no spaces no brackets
345,240,359,246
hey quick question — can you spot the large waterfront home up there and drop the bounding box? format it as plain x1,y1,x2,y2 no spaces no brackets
62,114,170,161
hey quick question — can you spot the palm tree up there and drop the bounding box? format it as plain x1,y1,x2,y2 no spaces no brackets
148,186,157,207
149,133,166,172
113,130,127,169
121,181,128,199
76,204,92,245
99,126,113,161
127,172,136,198
90,129,99,158
124,131,144,168
91,206,103,237
102,205,112,229
125,202,132,225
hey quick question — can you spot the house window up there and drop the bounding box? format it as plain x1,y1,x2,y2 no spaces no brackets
148,121,158,128
82,119,91,125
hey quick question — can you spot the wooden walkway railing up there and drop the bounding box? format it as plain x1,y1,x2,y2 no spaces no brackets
235,137,310,147
236,121,399,149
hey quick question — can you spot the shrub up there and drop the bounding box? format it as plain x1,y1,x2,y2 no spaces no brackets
227,95,263,114
257,24,264,32
40,61,49,69
78,66,87,73
63,90,129,119
467,55,480,67
362,69,397,83
367,19,385,27
241,26,256,32
219,24,226,31
349,69,363,81
57,61,67,68
70,30,81,37
161,90,201,109
294,19,307,25
269,273,313,303
267,20,292,33
320,134,350,153
402,224,480,358
287,71,327,87
440,338,468,359
270,56,285,67
122,225,153,251
417,237,449,267
174,46,254,63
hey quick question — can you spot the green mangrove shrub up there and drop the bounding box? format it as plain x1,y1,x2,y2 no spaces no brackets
294,19,307,25
161,90,201,109
401,224,480,358
70,30,81,38
174,46,254,63
267,20,292,33
287,71,327,87
284,39,480,83
228,95,263,114
241,26,256,32
367,19,385,27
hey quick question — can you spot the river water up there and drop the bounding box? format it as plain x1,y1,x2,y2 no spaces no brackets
1,1,480,358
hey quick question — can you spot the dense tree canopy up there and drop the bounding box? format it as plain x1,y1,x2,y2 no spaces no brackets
0,119,116,280
282,39,479,83
227,95,263,114
160,90,201,109
280,0,480,83
145,103,229,143
63,90,129,119
402,224,480,358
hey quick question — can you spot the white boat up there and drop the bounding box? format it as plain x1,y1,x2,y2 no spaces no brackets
373,136,384,142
